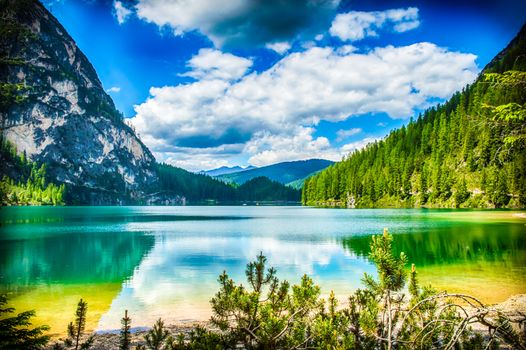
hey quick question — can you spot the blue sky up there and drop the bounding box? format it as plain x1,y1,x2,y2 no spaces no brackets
44,0,526,171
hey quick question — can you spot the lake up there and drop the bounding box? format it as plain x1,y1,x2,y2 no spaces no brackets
0,206,525,336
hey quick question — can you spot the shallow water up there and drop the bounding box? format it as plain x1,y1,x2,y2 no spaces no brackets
0,206,524,335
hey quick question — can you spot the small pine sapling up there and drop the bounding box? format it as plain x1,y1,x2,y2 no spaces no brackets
120,310,132,350
65,299,93,350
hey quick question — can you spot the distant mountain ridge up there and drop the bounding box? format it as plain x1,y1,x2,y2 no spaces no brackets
215,159,334,187
200,165,256,177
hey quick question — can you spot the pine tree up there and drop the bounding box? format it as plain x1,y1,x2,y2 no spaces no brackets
119,310,131,350
363,228,407,350
65,299,93,350
455,178,470,207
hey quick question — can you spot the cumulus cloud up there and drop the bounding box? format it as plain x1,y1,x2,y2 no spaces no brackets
336,128,362,142
266,42,292,55
183,49,253,81
245,127,341,167
330,7,420,41
113,1,132,24
341,137,379,154
132,79,242,149
131,42,477,168
134,0,339,49
153,144,244,172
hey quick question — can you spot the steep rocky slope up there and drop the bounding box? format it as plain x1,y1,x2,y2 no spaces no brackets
0,0,158,203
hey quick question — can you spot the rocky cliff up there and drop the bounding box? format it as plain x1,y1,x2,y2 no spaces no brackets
0,0,158,203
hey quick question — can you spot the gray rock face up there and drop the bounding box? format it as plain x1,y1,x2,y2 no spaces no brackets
0,0,158,203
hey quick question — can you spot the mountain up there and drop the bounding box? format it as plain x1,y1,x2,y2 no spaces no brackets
0,0,304,205
0,0,157,204
303,23,526,208
215,159,334,186
200,165,256,177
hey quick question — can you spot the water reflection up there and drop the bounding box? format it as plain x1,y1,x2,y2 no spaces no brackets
0,231,155,286
0,208,156,335
98,234,372,329
342,223,526,266
0,206,524,334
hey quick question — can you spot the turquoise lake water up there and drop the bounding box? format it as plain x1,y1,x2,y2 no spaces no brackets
0,206,525,335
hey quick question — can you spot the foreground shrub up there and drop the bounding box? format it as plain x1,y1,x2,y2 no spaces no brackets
120,310,131,350
210,252,324,349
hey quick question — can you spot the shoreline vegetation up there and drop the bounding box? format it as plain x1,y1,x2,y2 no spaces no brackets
81,294,526,350
3,230,525,349
0,137,66,206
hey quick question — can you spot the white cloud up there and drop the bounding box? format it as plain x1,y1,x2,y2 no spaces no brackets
336,128,362,142
266,42,291,55
134,0,338,48
161,154,230,173
394,20,420,33
154,144,244,172
113,1,132,25
336,45,358,55
135,0,246,42
245,127,341,167
341,137,379,154
330,7,420,41
132,79,233,147
184,48,253,81
131,43,477,169
106,86,121,93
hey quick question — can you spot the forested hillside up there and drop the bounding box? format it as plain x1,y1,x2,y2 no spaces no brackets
302,24,526,208
156,163,236,202
0,137,65,205
236,177,301,202
157,164,300,203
